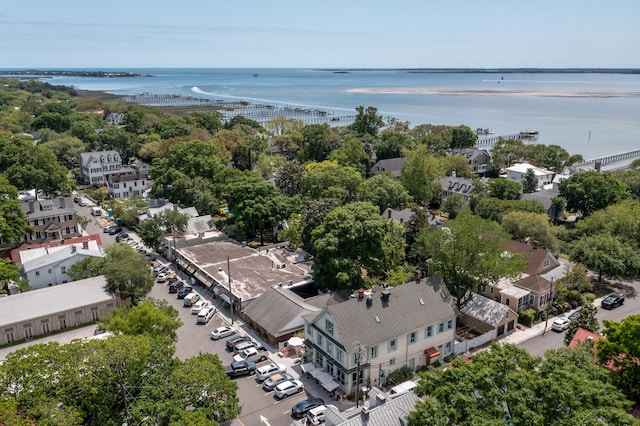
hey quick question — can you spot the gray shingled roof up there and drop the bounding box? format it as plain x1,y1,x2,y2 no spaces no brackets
0,276,113,327
334,391,421,426
460,292,511,327
242,287,321,337
313,277,456,349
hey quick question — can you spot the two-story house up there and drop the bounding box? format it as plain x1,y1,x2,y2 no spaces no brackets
504,162,554,190
486,241,567,312
78,150,122,185
104,160,151,199
21,197,80,243
449,148,491,174
19,240,104,289
438,175,475,204
370,157,406,177
303,277,457,395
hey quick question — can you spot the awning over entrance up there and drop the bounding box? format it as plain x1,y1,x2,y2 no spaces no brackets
176,258,187,270
321,380,340,392
193,271,213,288
220,293,232,305
301,363,315,374
424,347,441,358
213,285,226,297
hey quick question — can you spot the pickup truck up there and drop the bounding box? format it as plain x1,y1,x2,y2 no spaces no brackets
225,360,257,378
233,346,269,363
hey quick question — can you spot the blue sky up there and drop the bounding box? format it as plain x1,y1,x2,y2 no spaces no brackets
1,0,638,69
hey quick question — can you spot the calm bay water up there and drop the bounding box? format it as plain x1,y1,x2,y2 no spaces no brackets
48,68,640,159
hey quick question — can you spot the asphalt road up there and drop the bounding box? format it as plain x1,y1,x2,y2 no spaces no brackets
518,281,640,357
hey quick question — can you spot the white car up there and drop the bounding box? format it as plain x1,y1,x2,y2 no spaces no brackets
191,300,209,315
255,363,286,382
274,379,304,399
156,271,171,282
210,326,236,340
552,318,570,332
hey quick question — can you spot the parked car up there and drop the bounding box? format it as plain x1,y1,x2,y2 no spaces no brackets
226,335,251,352
176,286,193,299
274,380,304,399
232,340,259,355
115,233,129,242
183,292,201,307
73,196,82,203
568,310,581,320
552,318,570,332
225,360,257,378
233,346,269,363
103,225,115,233
601,292,625,309
196,306,216,324
153,265,169,276
168,280,184,293
210,326,236,340
262,372,294,391
108,226,122,235
156,272,172,283
307,405,327,425
191,300,209,314
255,363,286,382
291,398,325,419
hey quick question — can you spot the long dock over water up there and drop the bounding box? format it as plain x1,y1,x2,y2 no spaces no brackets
476,130,539,148
576,149,640,168
121,93,355,125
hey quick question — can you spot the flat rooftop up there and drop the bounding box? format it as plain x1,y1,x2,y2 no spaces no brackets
179,239,311,302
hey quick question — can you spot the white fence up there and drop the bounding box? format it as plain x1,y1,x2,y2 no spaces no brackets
453,330,496,354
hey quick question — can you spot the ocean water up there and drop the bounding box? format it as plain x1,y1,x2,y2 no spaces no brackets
47,68,640,159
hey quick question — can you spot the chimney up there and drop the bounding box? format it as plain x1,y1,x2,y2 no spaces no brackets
366,294,373,308
381,289,391,305
28,201,34,213
452,170,456,178
361,407,370,421
358,288,365,299
59,197,65,208
82,241,89,250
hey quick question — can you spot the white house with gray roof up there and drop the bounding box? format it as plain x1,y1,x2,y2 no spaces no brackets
78,150,122,185
0,276,116,345
19,240,104,289
303,276,457,395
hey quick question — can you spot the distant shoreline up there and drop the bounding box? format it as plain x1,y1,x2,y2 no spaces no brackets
347,87,640,98
319,68,640,74
0,70,147,78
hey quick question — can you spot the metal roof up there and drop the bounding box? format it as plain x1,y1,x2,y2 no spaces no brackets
311,276,456,350
0,276,113,328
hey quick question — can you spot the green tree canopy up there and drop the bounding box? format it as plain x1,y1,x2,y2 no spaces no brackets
564,302,599,345
302,160,363,203
558,171,627,216
67,256,105,281
597,314,640,404
501,210,557,250
409,344,636,426
99,298,183,341
570,232,640,281
373,129,411,161
350,105,384,137
274,159,305,197
521,167,538,193
412,211,526,308
0,175,30,244
102,244,155,305
361,172,412,212
488,177,522,200
475,197,546,222
312,201,401,289
399,145,444,205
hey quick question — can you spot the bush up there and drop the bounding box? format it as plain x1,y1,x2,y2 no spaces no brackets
582,292,596,302
518,308,537,327
387,366,413,385
443,353,457,363
431,360,442,369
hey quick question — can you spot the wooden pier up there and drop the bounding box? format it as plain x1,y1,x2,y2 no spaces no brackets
121,93,355,125
575,148,640,168
476,130,540,149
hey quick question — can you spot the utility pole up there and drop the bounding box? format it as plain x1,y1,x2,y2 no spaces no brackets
353,341,365,408
543,276,554,336
228,256,234,325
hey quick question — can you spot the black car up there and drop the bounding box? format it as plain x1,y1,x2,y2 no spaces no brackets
176,286,193,299
168,280,184,293
115,233,129,242
601,292,625,309
226,335,251,352
291,398,325,419
108,226,122,235
225,361,257,378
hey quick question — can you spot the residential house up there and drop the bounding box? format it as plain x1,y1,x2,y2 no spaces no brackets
19,240,104,289
450,148,491,174
487,241,566,312
381,204,412,225
303,277,457,395
0,276,116,345
568,328,605,349
438,175,475,204
370,158,406,177
104,160,151,199
505,162,554,190
78,150,122,185
21,197,80,244
518,185,561,220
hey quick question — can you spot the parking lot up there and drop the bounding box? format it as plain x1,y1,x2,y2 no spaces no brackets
148,265,312,426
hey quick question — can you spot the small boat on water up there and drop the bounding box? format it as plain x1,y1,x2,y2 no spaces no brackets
520,129,539,139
